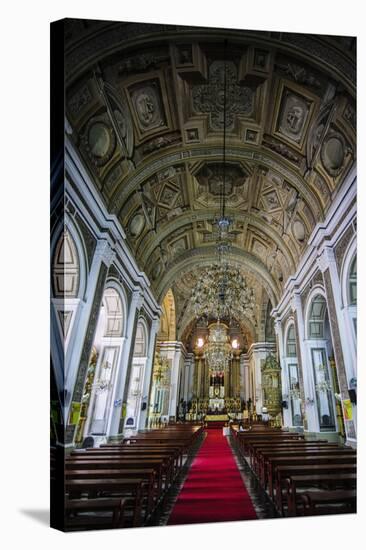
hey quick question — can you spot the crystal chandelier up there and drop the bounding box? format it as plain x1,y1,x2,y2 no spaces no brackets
191,262,255,321
203,321,233,373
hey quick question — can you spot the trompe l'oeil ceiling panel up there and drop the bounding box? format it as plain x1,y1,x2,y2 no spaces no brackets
64,20,356,324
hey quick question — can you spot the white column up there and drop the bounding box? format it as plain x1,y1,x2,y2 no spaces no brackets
185,353,195,402
240,354,249,402
317,247,356,383
65,240,115,420
168,342,185,419
108,290,144,436
291,293,318,432
248,345,264,414
182,355,190,402
138,318,160,430
274,319,292,427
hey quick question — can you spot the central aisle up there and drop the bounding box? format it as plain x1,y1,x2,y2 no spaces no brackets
168,429,257,525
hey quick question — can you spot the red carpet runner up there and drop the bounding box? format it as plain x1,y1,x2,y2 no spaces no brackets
168,429,257,525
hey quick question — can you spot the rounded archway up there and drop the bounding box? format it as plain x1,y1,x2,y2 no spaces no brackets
305,292,337,433
78,285,127,443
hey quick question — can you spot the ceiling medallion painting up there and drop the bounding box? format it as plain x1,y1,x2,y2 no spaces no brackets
126,76,171,140
273,83,316,150
278,90,310,142
320,131,348,177
82,116,116,166
128,211,145,238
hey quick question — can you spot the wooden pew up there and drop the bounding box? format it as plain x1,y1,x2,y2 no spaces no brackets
65,478,144,527
301,489,356,515
285,473,357,516
66,458,168,496
259,447,355,489
64,497,127,530
66,468,156,520
71,452,178,486
236,433,304,456
83,445,185,469
249,441,338,471
274,462,357,511
65,424,203,527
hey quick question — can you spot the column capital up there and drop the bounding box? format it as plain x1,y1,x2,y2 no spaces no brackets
274,319,282,336
151,318,161,333
131,289,144,310
95,239,116,266
290,292,302,313
317,246,336,273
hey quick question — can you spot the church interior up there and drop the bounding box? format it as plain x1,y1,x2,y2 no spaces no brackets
50,19,357,530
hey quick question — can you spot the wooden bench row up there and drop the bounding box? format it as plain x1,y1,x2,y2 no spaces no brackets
64,424,203,530
230,425,357,517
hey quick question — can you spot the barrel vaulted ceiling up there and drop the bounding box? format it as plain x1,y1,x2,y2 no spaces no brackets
64,20,356,340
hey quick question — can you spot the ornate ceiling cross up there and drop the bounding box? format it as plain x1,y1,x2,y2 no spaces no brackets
192,60,254,131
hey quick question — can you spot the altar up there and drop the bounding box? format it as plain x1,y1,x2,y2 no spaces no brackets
205,414,229,422
209,397,225,411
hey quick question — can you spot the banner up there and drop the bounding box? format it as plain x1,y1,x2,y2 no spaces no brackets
342,399,353,421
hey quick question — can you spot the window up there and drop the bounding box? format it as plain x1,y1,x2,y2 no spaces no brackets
103,288,124,337
286,325,297,356
308,295,327,339
52,230,80,298
348,256,357,306
133,322,147,357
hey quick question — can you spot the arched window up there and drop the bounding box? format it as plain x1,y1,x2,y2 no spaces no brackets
103,288,124,337
308,295,327,339
133,321,147,357
348,256,357,306
84,285,126,439
286,324,297,357
52,229,80,298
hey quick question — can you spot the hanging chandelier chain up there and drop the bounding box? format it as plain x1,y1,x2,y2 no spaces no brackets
222,38,227,221
189,39,255,373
